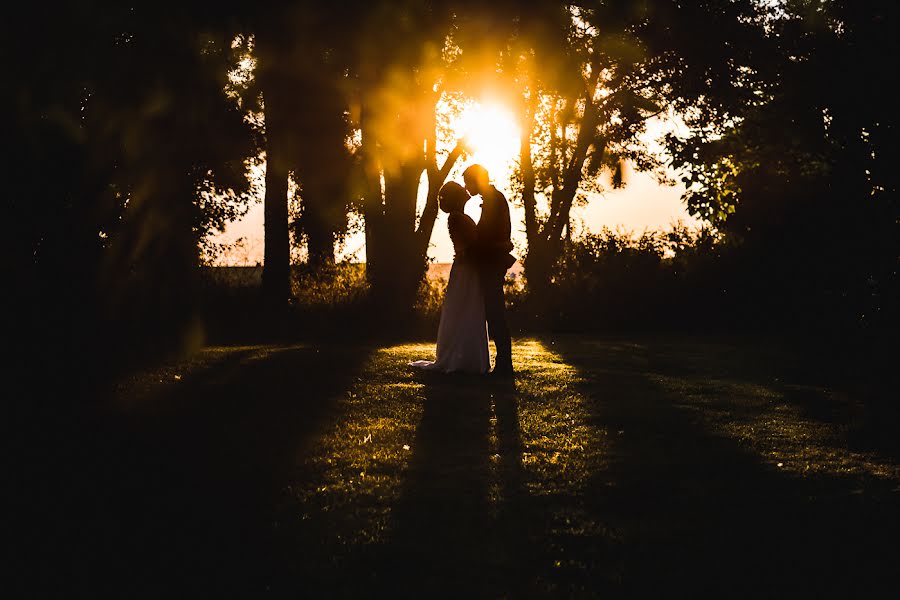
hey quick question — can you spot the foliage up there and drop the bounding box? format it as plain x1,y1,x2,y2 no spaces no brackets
414,275,450,328
201,261,452,342
10,3,259,376
664,0,898,336
522,214,892,338
291,262,370,310
502,1,772,289
519,224,720,332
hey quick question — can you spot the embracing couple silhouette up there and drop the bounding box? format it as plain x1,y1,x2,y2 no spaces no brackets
410,164,517,378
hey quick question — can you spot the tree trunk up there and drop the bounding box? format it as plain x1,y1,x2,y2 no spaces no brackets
359,100,385,290
521,91,599,292
294,76,350,270
260,79,291,305
358,91,462,320
299,170,341,269
262,134,291,304
519,97,552,290
372,169,426,313
256,25,293,307
304,208,336,268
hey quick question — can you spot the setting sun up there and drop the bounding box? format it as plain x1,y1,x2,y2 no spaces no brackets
452,102,521,180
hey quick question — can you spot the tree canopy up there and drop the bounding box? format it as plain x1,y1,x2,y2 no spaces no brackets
11,1,896,365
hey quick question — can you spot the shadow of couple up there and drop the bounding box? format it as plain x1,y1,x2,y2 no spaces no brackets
372,372,529,595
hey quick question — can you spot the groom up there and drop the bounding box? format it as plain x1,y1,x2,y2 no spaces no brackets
463,164,516,377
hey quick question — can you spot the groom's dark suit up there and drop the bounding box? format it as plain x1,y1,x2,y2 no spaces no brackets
474,185,514,371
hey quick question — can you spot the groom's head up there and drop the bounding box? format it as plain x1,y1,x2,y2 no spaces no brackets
463,164,490,196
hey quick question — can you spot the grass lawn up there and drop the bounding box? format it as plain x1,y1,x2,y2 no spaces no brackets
19,335,898,597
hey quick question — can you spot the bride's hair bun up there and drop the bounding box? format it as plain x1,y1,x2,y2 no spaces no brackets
439,181,469,213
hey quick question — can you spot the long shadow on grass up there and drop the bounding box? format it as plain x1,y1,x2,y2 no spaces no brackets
643,336,900,463
26,343,374,598
361,372,530,597
546,336,898,598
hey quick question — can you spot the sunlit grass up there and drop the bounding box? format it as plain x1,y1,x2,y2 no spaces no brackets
652,374,900,482
286,344,428,557
279,338,617,589
513,340,609,495
288,338,606,504
510,340,619,589
105,335,899,594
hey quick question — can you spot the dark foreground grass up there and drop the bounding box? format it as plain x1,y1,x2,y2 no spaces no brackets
15,335,898,598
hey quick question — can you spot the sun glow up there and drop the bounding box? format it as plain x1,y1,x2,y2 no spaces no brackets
452,102,521,181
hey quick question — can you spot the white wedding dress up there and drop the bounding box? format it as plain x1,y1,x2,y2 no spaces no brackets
410,213,490,374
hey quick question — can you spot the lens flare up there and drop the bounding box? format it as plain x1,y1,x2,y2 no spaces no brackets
454,102,521,179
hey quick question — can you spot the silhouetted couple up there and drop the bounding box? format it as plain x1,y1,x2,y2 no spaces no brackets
411,164,516,377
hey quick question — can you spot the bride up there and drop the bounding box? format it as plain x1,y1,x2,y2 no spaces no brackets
409,181,490,374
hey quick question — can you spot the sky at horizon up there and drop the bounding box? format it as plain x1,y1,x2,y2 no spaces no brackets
209,165,698,266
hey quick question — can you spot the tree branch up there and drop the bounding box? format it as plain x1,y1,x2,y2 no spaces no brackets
415,138,464,256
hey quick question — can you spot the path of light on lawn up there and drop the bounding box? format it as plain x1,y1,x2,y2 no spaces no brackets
286,340,611,571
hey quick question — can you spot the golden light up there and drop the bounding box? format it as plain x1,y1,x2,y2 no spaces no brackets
452,102,521,180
